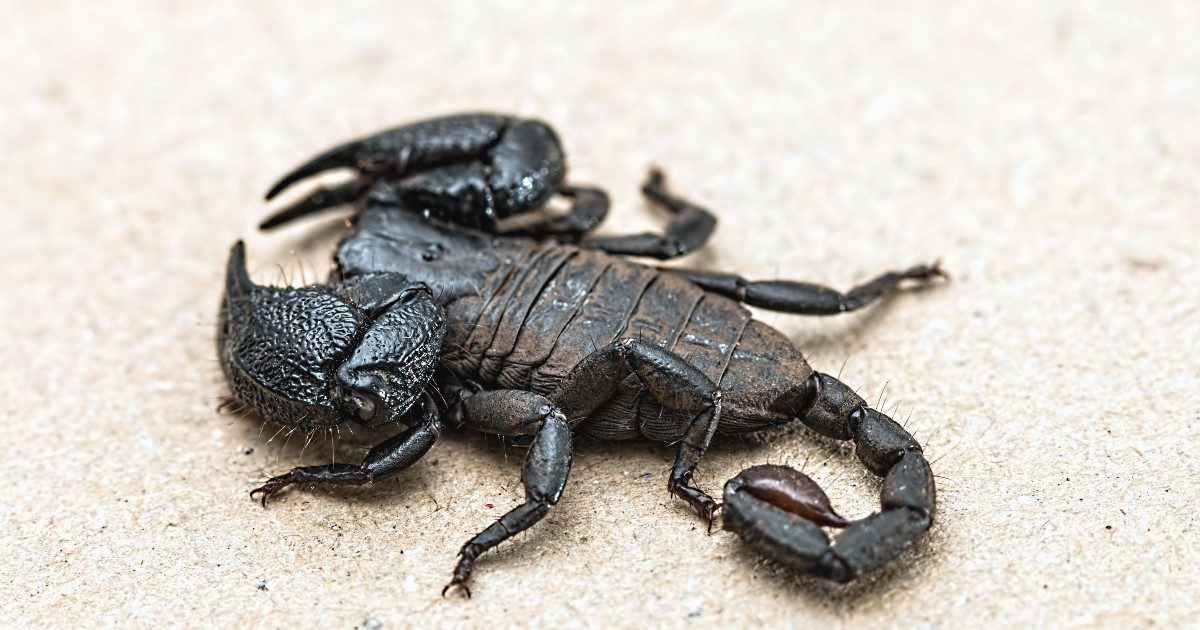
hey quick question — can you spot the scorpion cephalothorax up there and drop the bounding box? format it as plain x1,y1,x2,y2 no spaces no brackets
220,112,945,596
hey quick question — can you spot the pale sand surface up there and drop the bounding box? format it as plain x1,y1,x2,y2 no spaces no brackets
3,2,1198,626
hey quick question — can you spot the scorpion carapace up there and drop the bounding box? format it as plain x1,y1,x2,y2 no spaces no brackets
221,112,944,596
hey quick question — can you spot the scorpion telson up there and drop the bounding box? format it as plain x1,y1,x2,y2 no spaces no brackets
219,112,945,596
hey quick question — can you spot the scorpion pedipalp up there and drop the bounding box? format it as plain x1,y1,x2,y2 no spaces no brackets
264,113,512,201
261,113,568,231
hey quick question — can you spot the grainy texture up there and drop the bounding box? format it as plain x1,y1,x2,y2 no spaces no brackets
3,1,1198,626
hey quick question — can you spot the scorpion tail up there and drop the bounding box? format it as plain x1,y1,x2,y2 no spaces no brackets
722,372,935,583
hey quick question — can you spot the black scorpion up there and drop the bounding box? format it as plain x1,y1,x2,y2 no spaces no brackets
218,113,945,596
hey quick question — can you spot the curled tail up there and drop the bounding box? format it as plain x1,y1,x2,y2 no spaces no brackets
721,372,935,582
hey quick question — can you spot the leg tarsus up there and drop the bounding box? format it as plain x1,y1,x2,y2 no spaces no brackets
444,499,552,597
707,502,723,535
441,581,471,599
248,393,441,507
444,391,572,594
841,261,947,311
666,261,947,316
580,169,717,260
250,464,366,507
499,185,610,239
667,391,723,523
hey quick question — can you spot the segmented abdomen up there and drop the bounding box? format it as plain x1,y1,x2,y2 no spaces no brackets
442,244,808,441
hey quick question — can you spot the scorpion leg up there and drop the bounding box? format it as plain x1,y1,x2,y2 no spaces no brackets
444,390,572,597
248,392,441,507
552,338,723,522
722,373,935,582
661,263,947,316
499,185,610,239
581,169,717,260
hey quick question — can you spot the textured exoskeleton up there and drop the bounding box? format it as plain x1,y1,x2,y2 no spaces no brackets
220,113,945,596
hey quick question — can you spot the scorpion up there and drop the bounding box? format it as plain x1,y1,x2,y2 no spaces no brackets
219,113,944,596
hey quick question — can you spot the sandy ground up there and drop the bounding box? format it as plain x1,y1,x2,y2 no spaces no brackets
3,1,1198,627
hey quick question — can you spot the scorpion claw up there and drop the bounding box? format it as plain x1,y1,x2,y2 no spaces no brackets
259,178,373,230
265,142,363,201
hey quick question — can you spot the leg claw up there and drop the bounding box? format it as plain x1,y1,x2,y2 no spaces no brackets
685,494,720,531
706,502,723,535
906,260,950,283
249,472,295,508
442,580,471,599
